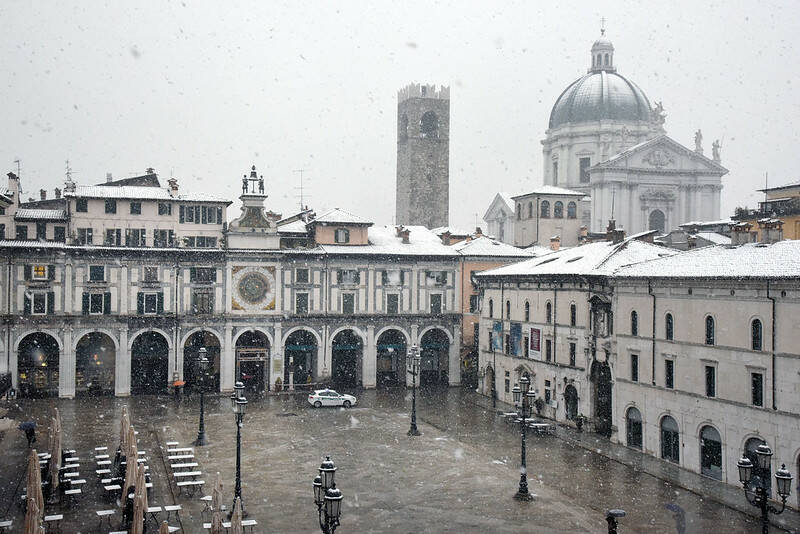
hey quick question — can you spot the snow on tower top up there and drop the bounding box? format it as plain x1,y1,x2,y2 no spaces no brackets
398,83,450,103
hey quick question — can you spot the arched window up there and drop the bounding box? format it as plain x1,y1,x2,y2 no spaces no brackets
567,201,577,219
649,209,666,233
751,319,763,351
488,299,493,318
517,204,521,220
524,301,530,322
631,311,639,337
744,437,771,493
334,228,350,243
528,202,533,218
700,425,723,480
705,316,715,345
570,303,576,327
626,407,642,449
665,313,674,341
540,201,550,218
660,416,680,463
546,301,552,324
604,53,609,66
554,201,564,218
505,300,511,319
420,111,438,138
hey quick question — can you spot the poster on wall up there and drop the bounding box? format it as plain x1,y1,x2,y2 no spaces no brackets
491,321,503,351
529,327,541,359
510,323,522,356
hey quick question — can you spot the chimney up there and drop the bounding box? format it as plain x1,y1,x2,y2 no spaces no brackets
687,235,697,249
550,235,561,251
54,187,61,199
606,219,625,244
7,172,18,190
580,225,588,238
146,167,155,175
474,227,483,237
40,189,47,200
397,226,410,244
106,172,113,183
440,230,452,245
168,177,179,195
395,225,405,237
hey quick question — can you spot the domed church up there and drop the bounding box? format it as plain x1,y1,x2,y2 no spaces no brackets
540,30,727,234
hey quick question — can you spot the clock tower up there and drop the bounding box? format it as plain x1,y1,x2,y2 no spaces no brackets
226,165,281,250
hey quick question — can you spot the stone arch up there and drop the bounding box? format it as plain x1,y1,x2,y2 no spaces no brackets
284,327,321,386
17,332,61,398
281,326,323,348
329,325,367,346
233,326,274,348
417,325,454,345
183,329,222,393
659,414,680,464
376,328,409,388
564,383,578,420
131,330,171,395
180,326,223,351
648,209,666,233
75,331,117,396
625,404,643,449
15,329,63,352
419,327,451,386
375,326,411,346
331,328,364,388
699,424,723,480
235,328,272,394
128,328,173,352
73,328,119,352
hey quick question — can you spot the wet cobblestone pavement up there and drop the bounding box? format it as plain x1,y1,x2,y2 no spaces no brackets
0,388,792,533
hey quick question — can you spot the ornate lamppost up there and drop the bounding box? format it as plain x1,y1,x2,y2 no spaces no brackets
737,443,793,533
407,344,421,436
512,376,536,501
193,347,210,446
312,456,344,534
229,381,248,518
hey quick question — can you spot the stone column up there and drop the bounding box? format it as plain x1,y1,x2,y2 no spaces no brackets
120,266,128,314
448,330,461,386
61,327,75,398
221,324,234,392
116,328,130,396
225,265,233,313
272,322,282,391
64,263,73,313
363,325,376,389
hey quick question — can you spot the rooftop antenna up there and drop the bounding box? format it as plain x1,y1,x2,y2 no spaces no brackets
293,168,310,211
764,172,768,207
600,16,606,36
13,159,21,178
611,185,616,220
65,160,73,181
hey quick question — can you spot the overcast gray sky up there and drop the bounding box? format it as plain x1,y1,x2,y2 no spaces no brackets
2,1,798,230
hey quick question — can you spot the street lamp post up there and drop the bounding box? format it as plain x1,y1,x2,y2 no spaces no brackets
737,444,793,533
312,456,343,534
194,347,210,446
512,376,536,501
491,345,497,409
407,344,421,436
229,381,248,518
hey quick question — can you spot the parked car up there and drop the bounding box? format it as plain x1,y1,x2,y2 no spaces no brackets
308,389,357,408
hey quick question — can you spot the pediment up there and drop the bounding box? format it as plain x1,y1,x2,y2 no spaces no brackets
596,135,728,174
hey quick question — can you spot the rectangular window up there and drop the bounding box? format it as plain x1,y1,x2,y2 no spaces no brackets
0,207,4,215
545,339,552,362
130,201,142,215
386,294,399,315
104,199,117,214
54,226,65,242
430,294,442,315
505,377,510,394
158,202,172,216
631,354,639,382
16,225,28,240
76,198,88,212
295,292,309,314
143,266,158,283
469,295,479,313
32,293,47,314
545,380,552,404
751,372,763,407
0,224,4,239
473,323,480,349
187,236,217,248
579,157,591,183
665,359,674,389
36,222,47,240
505,334,511,354
569,343,576,367
381,270,404,286
89,265,105,282
295,268,309,284
337,270,360,285
191,289,214,314
190,267,216,283
334,228,350,243
77,228,93,245
125,228,146,247
32,264,47,280
342,293,355,314
105,228,122,246
705,365,716,397
143,293,159,314
552,161,558,184
153,229,174,248
90,293,104,314
426,271,448,286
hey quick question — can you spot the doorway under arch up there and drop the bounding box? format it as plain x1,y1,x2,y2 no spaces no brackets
376,329,406,388
332,330,362,388
183,330,221,393
590,359,613,437
236,330,270,394
284,329,317,388
131,331,170,395
564,384,578,420
649,209,666,233
76,332,115,396
17,333,60,398
420,329,450,386
700,425,723,480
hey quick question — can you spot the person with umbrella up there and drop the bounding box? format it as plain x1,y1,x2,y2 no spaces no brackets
19,421,36,446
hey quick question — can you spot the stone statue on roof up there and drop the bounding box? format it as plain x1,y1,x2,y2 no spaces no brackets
694,129,703,153
712,139,721,163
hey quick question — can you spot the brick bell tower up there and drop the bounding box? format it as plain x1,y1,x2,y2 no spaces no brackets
395,83,450,229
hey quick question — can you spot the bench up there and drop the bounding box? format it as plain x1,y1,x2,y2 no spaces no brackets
528,422,554,435
97,460,112,466
163,505,182,521
176,480,204,496
203,519,257,533
44,514,63,532
63,449,76,455
95,446,108,451
173,471,202,480
96,469,111,475
104,484,121,492
146,505,162,525
165,441,179,447
63,457,79,462
64,489,81,496
95,454,110,460
109,531,127,534
63,463,80,470
63,472,79,478
167,447,193,453
37,452,50,458
0,520,12,533
170,462,198,470
167,455,194,461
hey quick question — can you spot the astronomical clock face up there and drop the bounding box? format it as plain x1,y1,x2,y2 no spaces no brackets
232,266,276,312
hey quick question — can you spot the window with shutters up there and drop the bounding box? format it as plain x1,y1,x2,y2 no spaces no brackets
89,265,105,282
32,265,47,280
32,293,47,314
295,292,309,314
342,293,355,314
191,289,214,314
130,201,142,215
137,291,163,314
153,229,174,247
16,225,28,240
190,267,216,283
104,199,117,214
77,228,93,245
430,294,442,315
387,293,399,314
105,228,122,246
76,198,88,212
334,228,350,243
126,228,146,247
54,226,65,242
36,222,47,240
89,293,107,314
144,293,158,314
24,291,54,315
469,295,479,313
158,202,172,216
337,270,360,285
295,268,310,284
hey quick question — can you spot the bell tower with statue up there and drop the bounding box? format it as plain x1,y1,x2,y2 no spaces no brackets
226,165,281,249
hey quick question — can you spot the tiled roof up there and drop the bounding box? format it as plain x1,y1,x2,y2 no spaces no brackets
450,236,534,258
277,219,309,234
512,185,586,199
320,225,456,257
14,209,68,221
694,232,731,245
64,185,229,203
312,208,372,225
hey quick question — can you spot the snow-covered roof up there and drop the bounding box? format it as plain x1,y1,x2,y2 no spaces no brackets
524,244,556,256
320,225,456,257
512,185,586,199
694,232,731,245
14,208,68,221
277,219,308,234
759,180,800,193
64,185,229,203
616,241,800,279
679,218,734,228
312,208,372,225
498,192,514,210
432,226,473,236
477,238,676,278
450,236,533,258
